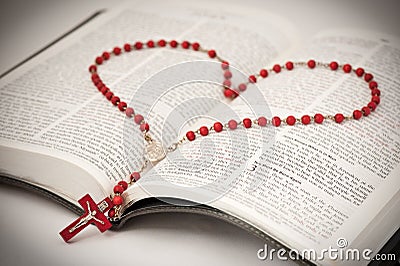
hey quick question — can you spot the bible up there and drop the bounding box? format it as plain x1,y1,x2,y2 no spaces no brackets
0,1,399,265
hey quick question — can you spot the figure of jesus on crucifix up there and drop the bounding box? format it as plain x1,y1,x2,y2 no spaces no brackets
60,194,114,242
69,201,106,233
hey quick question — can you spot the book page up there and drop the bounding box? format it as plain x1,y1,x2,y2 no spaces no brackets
0,1,297,203
131,29,400,264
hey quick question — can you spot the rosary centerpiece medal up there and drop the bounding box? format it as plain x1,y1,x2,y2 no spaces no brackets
145,136,166,164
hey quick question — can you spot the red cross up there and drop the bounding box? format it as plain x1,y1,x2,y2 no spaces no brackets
59,194,114,242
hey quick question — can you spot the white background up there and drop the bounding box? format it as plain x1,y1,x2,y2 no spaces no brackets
0,0,399,265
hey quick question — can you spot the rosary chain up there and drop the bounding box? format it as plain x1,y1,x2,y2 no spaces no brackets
89,40,381,220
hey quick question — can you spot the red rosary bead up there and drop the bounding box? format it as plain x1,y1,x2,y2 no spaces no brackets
118,101,127,111
259,69,268,78
108,208,116,218
273,64,281,73
113,185,124,194
118,181,128,190
89,65,97,73
93,78,102,85
369,81,378,89
368,101,377,111
192,42,200,51
92,78,101,86
140,123,150,132
371,96,380,104
224,89,235,98
147,40,155,48
95,56,103,65
224,70,232,79
186,131,196,141
105,91,113,100
307,59,316,69
111,96,120,106
271,116,281,127
102,52,110,60
353,110,362,120
285,61,294,70
213,122,223,132
362,106,371,116
334,113,345,123
223,79,231,88
286,115,296,126
95,81,103,89
93,79,102,87
257,116,267,126
301,115,311,125
123,43,131,52
134,41,143,50
181,41,190,49
238,83,247,91
343,64,352,73
93,80,101,87
100,86,109,95
231,89,239,98
371,88,380,96
91,73,99,82
157,39,166,47
113,47,122,55
130,172,141,182
208,50,217,58
364,73,373,82
134,114,144,124
93,77,101,85
199,126,209,136
314,113,324,124
249,75,257,83
125,107,134,117
243,118,252,128
221,61,229,70
96,82,105,90
112,195,123,206
97,85,105,92
355,67,365,77
329,61,338,70
228,119,238,129
170,40,178,48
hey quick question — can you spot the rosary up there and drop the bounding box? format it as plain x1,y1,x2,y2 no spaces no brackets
60,39,381,242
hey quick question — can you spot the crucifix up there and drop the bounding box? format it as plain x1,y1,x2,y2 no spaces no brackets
59,194,114,242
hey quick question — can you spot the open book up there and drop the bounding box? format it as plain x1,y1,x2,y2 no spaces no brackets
0,1,399,265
